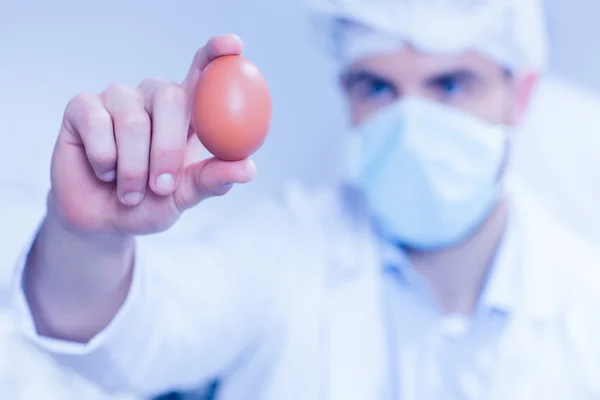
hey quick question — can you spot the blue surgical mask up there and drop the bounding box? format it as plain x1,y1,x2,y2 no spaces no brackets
347,97,507,250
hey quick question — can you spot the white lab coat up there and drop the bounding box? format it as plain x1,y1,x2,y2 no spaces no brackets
10,179,600,400
512,74,600,247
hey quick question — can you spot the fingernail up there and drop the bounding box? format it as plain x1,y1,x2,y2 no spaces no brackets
100,170,116,182
155,173,175,192
244,159,256,175
215,182,233,195
226,33,241,42
121,192,143,205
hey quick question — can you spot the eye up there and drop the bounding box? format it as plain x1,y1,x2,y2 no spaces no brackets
427,72,480,102
365,78,394,98
432,76,467,98
438,76,461,94
343,72,398,104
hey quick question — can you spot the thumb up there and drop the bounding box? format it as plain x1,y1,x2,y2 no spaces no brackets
181,34,244,96
173,157,256,212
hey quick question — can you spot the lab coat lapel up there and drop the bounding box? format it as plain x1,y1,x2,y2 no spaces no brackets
485,257,558,399
486,186,569,399
324,202,390,400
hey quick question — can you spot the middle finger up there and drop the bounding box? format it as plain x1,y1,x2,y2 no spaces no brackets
102,83,151,206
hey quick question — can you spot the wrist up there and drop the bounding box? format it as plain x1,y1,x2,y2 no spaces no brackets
44,210,133,252
26,211,135,309
44,190,133,252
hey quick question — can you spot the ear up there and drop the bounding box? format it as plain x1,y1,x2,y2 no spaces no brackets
508,71,540,126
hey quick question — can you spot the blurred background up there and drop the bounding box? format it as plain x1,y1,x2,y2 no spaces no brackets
0,0,599,398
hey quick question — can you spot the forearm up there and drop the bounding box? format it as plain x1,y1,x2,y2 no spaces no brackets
10,199,285,395
23,211,135,343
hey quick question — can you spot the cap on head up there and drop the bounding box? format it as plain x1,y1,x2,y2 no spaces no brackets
307,0,549,73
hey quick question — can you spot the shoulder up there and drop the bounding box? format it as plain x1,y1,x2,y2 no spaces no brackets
520,187,600,337
528,198,600,283
511,177,599,267
553,228,600,308
511,179,600,305
514,183,600,384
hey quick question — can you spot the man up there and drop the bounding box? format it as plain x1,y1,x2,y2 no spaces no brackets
10,0,600,399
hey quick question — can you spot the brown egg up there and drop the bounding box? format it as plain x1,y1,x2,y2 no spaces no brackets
192,55,272,161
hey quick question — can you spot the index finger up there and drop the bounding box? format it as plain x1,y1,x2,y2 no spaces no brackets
181,34,244,95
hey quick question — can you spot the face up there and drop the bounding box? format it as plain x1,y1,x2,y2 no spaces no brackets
340,45,537,127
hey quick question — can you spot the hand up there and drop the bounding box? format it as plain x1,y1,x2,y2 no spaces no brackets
48,34,256,236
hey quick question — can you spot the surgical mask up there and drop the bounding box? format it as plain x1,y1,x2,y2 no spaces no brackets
347,97,507,250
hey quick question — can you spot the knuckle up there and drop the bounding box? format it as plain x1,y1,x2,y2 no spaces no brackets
207,36,222,51
88,149,116,167
119,169,148,184
195,44,209,60
68,93,96,109
155,84,187,109
139,77,165,89
154,148,185,163
102,83,145,110
65,93,97,117
80,108,111,133
120,111,150,133
104,82,131,96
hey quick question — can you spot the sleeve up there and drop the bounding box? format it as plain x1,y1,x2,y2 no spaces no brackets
9,199,293,397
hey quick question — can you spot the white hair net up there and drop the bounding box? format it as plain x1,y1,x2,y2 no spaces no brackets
308,0,549,73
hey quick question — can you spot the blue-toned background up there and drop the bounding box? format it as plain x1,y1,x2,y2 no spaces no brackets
1,0,599,397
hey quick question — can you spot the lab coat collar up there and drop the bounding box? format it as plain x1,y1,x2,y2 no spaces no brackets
338,177,560,322
377,205,520,316
506,177,560,322
478,199,520,314
479,177,561,321
378,233,518,316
